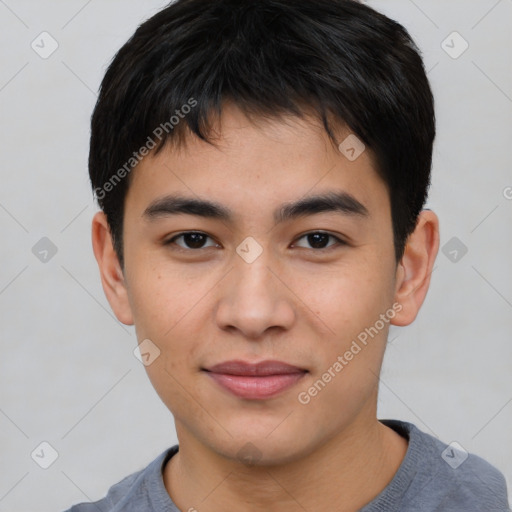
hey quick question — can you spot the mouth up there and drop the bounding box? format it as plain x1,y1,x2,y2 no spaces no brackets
202,360,308,400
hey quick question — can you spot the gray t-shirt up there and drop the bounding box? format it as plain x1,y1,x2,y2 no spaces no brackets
63,419,510,511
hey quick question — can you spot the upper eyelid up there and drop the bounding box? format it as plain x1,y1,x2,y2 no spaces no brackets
165,232,219,247
291,232,346,248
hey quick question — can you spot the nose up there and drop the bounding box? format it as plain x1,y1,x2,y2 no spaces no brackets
214,251,296,340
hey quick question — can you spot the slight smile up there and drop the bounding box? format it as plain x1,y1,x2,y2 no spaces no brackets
202,360,309,400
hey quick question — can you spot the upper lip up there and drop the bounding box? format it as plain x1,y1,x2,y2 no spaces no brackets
204,359,307,376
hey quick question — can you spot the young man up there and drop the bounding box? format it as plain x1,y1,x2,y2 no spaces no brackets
65,0,510,510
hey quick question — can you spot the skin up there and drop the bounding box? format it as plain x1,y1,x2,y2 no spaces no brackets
92,103,439,512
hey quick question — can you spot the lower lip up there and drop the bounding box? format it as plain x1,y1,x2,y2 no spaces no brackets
205,371,306,400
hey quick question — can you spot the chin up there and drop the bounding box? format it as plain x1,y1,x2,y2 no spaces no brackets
208,428,316,468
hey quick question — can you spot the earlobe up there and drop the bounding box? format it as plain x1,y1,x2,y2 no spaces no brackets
391,209,440,326
91,211,134,325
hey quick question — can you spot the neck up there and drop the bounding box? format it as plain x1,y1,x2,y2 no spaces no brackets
163,411,408,512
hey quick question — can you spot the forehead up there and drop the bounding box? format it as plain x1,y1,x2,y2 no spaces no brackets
125,104,388,221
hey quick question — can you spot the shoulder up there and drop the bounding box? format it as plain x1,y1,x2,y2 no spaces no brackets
61,446,179,512
386,420,510,511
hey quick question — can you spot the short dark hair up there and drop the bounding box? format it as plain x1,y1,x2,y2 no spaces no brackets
89,0,435,269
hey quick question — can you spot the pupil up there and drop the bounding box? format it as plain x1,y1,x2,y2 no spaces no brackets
185,233,205,249
309,233,328,248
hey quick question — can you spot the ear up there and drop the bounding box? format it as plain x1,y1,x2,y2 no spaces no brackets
391,209,440,326
91,211,134,325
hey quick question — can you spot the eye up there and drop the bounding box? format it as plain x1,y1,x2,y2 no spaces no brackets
165,232,219,250
292,231,346,251
164,231,346,252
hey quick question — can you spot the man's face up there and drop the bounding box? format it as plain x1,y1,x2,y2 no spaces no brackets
120,104,401,464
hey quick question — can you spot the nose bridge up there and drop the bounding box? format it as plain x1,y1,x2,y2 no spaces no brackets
235,247,275,295
233,234,277,295
215,241,295,337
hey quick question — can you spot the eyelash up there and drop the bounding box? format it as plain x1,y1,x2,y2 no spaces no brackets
163,231,347,253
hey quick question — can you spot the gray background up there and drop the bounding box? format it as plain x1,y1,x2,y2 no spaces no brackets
0,1,511,510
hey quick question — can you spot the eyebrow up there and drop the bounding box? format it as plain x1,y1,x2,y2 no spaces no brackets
142,191,369,224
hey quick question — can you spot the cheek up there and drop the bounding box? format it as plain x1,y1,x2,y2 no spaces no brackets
294,274,392,433
127,261,193,337
127,262,209,361
131,272,206,414
297,259,391,341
